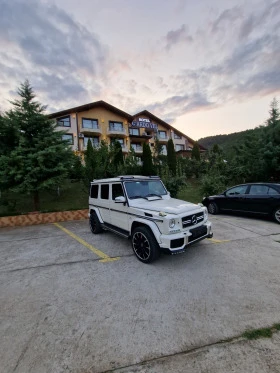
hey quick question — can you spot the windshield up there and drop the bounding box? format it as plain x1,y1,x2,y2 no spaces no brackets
124,180,167,199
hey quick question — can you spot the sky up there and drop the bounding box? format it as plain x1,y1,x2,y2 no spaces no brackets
0,0,279,140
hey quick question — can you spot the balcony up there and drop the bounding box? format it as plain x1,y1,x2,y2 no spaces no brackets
129,129,153,141
80,126,102,135
107,126,127,137
155,135,170,143
130,145,143,154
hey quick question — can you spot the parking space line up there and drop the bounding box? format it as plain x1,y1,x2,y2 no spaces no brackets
53,223,119,263
207,238,231,243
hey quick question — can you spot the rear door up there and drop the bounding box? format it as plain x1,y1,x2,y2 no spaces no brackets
98,184,111,224
245,184,279,214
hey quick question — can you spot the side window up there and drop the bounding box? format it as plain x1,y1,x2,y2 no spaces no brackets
226,185,247,196
268,187,279,195
112,183,124,200
249,185,269,195
101,184,109,199
90,184,99,198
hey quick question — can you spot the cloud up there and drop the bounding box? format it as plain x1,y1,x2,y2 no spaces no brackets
164,24,193,51
211,7,242,34
0,0,108,109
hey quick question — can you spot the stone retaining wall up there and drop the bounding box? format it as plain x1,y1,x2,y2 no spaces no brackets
0,209,88,228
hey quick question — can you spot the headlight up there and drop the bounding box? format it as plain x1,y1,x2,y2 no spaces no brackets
169,218,175,228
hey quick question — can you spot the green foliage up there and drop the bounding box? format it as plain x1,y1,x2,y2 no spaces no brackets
142,142,154,176
167,138,176,175
160,164,186,197
191,142,201,161
68,154,84,180
0,80,73,210
242,328,273,340
124,146,142,175
111,139,124,168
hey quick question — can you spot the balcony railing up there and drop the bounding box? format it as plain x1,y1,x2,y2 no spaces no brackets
107,127,127,136
80,126,102,134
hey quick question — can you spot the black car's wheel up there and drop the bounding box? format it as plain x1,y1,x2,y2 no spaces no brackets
208,202,219,215
273,207,280,224
89,212,103,234
131,226,160,264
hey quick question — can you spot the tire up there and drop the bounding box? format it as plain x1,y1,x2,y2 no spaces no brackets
131,226,160,264
273,207,280,224
208,202,219,215
89,212,103,234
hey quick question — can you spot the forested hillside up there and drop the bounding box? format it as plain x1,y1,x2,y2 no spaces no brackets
198,127,263,156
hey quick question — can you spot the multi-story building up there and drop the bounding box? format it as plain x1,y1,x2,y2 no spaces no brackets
49,100,206,160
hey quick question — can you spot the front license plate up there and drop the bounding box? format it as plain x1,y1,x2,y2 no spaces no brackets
189,225,207,242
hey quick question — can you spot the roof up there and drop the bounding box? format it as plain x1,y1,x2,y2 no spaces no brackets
133,110,206,150
91,175,160,183
48,100,133,120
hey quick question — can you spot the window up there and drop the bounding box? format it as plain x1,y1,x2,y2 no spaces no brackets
131,143,142,152
109,121,124,132
57,116,70,127
129,128,140,136
268,187,279,195
90,185,99,198
249,185,269,195
162,144,167,153
158,130,167,139
101,184,109,199
84,136,99,148
174,133,181,139
112,183,124,200
175,144,184,151
82,118,99,129
249,185,279,195
111,138,124,147
226,185,248,196
62,134,74,145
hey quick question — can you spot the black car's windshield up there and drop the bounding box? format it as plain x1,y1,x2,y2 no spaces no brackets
124,180,167,199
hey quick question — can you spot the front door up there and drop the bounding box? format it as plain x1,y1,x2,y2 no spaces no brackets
109,183,129,233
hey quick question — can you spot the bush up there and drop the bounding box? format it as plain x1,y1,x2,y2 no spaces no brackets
162,176,186,198
200,173,227,196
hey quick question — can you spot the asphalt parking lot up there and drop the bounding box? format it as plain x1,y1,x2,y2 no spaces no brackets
1,215,280,373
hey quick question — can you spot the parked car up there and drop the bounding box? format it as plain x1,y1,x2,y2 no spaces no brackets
89,175,213,263
202,183,280,223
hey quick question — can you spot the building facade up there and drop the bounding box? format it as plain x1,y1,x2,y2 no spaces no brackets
49,100,205,159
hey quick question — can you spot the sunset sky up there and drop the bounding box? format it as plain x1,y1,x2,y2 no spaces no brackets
0,0,279,140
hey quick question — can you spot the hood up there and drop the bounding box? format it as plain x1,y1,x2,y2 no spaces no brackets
129,197,202,215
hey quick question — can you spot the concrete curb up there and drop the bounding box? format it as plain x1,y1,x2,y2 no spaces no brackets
0,209,88,228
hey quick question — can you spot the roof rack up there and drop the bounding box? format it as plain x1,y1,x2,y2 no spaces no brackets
119,176,135,180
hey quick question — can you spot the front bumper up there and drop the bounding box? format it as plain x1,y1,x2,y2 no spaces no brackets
159,221,213,254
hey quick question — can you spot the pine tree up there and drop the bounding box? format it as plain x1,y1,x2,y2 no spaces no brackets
0,80,73,211
191,142,201,161
167,138,176,175
142,142,154,176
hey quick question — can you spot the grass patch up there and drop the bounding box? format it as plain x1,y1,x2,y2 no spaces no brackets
0,180,88,216
273,323,280,331
242,327,273,340
177,178,203,204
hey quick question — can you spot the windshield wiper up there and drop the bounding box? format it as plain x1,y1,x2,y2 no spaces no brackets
130,195,149,200
145,193,162,199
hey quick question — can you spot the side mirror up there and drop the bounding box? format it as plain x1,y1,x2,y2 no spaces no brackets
115,196,126,203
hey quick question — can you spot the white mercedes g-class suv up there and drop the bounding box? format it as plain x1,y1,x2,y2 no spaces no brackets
89,176,213,263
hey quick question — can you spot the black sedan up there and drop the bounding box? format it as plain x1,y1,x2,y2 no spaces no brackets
202,183,280,223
